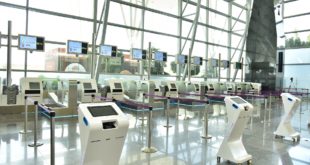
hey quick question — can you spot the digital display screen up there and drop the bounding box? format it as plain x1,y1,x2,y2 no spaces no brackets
231,97,247,104
87,105,118,117
29,82,40,90
193,57,202,65
221,60,230,68
211,59,218,67
235,62,242,69
18,35,45,51
67,40,88,55
154,51,167,62
177,55,187,64
170,83,176,89
114,83,122,89
100,45,117,57
132,48,146,60
83,83,92,89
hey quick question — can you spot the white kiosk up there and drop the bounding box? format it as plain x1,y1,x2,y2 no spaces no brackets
78,102,129,165
78,79,100,103
274,93,301,142
20,78,43,103
106,79,124,100
161,81,178,97
217,96,253,164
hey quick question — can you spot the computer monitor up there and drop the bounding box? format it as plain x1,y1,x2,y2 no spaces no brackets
235,62,242,69
154,51,167,62
99,45,117,57
221,60,230,68
131,48,147,60
67,40,88,55
18,35,45,51
176,54,187,64
193,56,203,65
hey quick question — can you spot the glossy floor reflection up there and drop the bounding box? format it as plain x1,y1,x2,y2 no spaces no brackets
0,98,310,165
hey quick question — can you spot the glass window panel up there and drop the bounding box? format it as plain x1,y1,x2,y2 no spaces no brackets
209,11,228,30
144,32,178,55
28,12,93,42
232,35,242,49
108,2,142,28
0,6,26,35
232,5,246,21
285,32,310,49
30,0,93,18
284,15,310,32
209,30,228,46
233,0,247,6
209,0,228,14
284,0,310,17
232,21,246,35
284,48,310,64
146,0,178,15
105,25,141,50
145,11,178,35
283,65,310,89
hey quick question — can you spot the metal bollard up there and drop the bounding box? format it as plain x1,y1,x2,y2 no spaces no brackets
29,101,43,147
201,101,212,139
163,97,172,128
50,109,56,165
20,96,32,134
142,106,157,153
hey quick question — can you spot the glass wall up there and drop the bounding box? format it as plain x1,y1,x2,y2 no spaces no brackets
0,0,249,85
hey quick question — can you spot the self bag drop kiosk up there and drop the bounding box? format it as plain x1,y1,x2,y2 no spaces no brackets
78,102,129,165
274,93,301,142
20,78,43,103
217,96,253,164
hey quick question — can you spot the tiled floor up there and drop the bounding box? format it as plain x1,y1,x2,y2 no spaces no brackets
0,97,310,165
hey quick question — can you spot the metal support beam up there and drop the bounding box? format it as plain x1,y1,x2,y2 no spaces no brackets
204,0,209,81
177,0,182,81
91,0,98,79
7,21,12,87
95,0,110,82
227,1,232,81
182,0,202,81
140,0,145,80
24,0,29,78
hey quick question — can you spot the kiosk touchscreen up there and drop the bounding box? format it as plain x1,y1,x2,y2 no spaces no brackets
274,93,301,142
78,102,129,165
217,96,253,164
20,78,43,103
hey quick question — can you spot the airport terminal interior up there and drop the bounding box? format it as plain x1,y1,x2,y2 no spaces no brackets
1,0,310,164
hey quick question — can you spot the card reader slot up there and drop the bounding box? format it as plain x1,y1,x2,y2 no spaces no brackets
112,89,123,92
102,121,116,129
25,90,41,94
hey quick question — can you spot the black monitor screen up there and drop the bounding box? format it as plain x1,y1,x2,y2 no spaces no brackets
154,51,167,62
193,57,202,65
67,40,88,55
87,105,118,117
100,45,112,56
114,83,122,89
83,83,92,89
29,82,40,90
177,55,187,64
132,48,146,60
170,83,176,89
18,35,45,51
235,62,242,69
231,97,247,104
